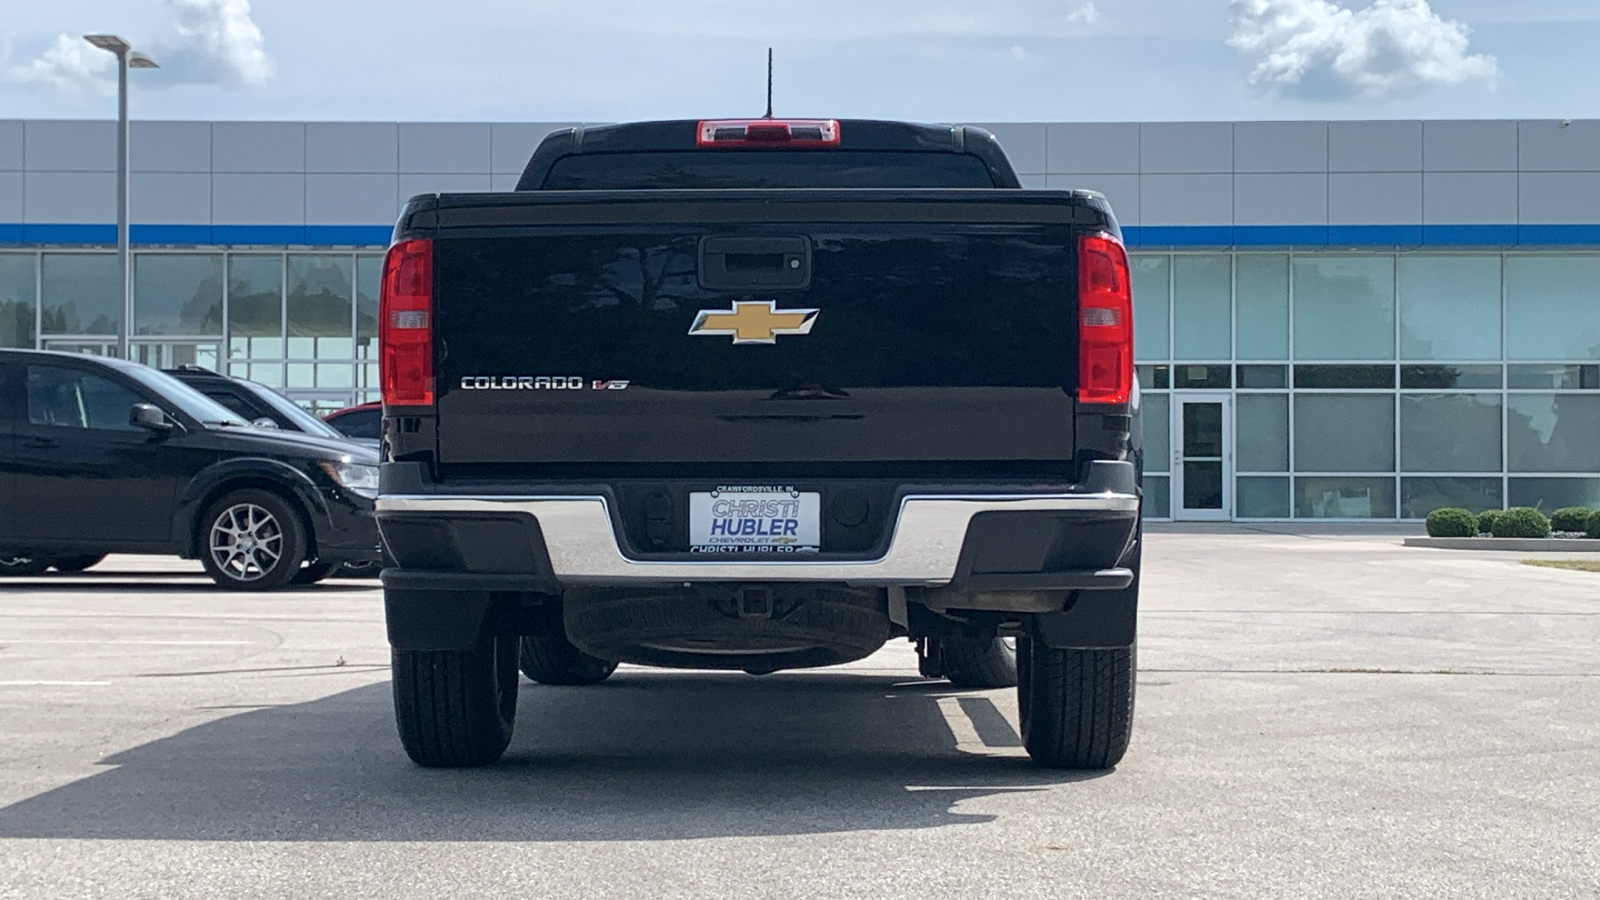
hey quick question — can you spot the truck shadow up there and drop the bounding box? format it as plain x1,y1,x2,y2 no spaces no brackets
0,670,1108,842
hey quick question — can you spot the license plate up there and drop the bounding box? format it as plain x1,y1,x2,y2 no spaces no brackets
689,487,820,554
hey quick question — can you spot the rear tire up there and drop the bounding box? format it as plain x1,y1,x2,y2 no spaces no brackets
941,636,1019,689
50,554,107,573
199,489,308,591
392,633,519,767
518,634,618,685
1018,639,1136,769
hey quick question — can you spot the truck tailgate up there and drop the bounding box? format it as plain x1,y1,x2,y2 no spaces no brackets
426,192,1093,470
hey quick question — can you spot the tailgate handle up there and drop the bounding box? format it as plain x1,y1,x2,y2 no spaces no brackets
699,236,810,291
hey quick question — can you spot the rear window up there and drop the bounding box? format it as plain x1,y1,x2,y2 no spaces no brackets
541,151,999,189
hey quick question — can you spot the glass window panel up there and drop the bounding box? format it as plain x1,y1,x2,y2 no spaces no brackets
249,363,284,387
1507,364,1600,390
1508,478,1600,512
1172,255,1231,359
1294,364,1395,389
1131,255,1170,361
133,254,222,337
1398,255,1502,360
1400,394,1502,473
1401,478,1503,519
1293,256,1395,360
356,255,383,360
1182,401,1224,458
287,256,353,349
1505,256,1600,360
1237,476,1291,518
228,255,283,357
1506,394,1600,473
1237,365,1288,388
360,362,379,389
41,254,118,336
1295,476,1397,518
1172,364,1231,389
26,366,142,431
1136,365,1169,389
1183,461,1224,510
1142,475,1170,518
316,363,353,389
1237,394,1289,472
1294,394,1395,472
287,362,316,388
1401,364,1502,389
0,254,36,348
1235,254,1289,360
1141,393,1170,473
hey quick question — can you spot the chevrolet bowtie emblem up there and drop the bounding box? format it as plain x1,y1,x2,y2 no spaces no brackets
687,301,819,345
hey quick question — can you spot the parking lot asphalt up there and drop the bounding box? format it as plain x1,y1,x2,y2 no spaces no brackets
1,533,1597,900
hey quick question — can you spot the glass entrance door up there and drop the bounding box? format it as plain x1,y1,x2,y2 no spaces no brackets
1172,393,1233,521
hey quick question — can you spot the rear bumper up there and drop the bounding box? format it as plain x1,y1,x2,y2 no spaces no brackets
376,460,1140,592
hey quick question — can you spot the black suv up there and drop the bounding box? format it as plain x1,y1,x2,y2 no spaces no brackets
0,349,382,589
165,367,380,451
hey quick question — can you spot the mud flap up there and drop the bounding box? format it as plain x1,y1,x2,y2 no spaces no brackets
384,587,498,651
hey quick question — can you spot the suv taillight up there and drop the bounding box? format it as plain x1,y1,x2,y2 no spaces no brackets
379,238,434,406
697,119,840,148
1077,233,1133,406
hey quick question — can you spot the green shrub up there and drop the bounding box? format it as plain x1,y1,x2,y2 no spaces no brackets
1549,507,1593,533
1587,510,1600,540
1491,507,1551,539
1425,507,1479,538
1477,510,1503,535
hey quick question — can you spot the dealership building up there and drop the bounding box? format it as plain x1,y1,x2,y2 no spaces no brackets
2,117,1598,521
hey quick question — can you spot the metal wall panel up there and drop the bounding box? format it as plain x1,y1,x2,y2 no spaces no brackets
0,172,21,219
1141,122,1233,174
1518,120,1600,172
398,173,493,209
1328,121,1422,172
1141,174,1233,225
0,121,24,170
1328,172,1422,225
1423,120,1517,172
306,123,398,173
1519,172,1600,224
1234,173,1327,225
1233,121,1328,173
306,174,399,225
398,123,492,174
1046,122,1139,175
212,122,305,173
212,173,305,224
974,122,1047,176
130,121,211,173
1423,172,1518,224
23,171,116,221
1046,174,1139,225
131,172,211,223
24,121,116,172
491,122,576,174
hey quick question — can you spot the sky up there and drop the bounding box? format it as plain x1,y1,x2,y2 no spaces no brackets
3,0,1600,123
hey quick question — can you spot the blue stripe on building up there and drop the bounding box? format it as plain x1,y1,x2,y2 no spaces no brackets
3,223,1600,250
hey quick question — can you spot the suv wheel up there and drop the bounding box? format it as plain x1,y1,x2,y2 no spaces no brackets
519,634,618,685
392,632,519,767
941,636,1020,689
200,489,308,591
1018,639,1136,769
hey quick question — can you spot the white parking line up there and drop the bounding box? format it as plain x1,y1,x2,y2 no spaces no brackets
0,634,254,640
0,680,112,687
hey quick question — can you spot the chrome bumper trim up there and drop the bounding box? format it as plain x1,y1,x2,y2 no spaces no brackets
376,493,1139,586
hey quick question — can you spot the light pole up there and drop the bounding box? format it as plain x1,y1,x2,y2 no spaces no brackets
84,35,157,360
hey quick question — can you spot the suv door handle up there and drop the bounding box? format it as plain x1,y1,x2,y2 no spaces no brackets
23,437,57,450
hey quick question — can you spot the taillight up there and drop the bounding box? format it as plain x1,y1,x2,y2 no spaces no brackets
696,119,840,148
1077,233,1133,405
379,238,434,406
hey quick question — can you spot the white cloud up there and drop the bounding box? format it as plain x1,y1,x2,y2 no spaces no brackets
1228,0,1499,101
4,0,272,94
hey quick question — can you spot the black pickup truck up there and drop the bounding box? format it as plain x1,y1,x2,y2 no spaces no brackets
375,118,1143,770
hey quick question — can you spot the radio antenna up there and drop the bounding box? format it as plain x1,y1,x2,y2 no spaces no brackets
764,48,774,119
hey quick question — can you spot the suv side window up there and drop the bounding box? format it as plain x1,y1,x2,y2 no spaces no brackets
27,365,144,431
202,389,257,421
335,408,380,440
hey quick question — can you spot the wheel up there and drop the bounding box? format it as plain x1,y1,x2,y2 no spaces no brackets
1018,639,1136,769
290,560,338,585
0,557,50,577
199,489,308,591
518,634,618,685
50,554,107,573
941,636,1020,689
392,632,519,767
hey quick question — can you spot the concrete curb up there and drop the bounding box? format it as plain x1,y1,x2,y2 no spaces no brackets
1404,537,1600,552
